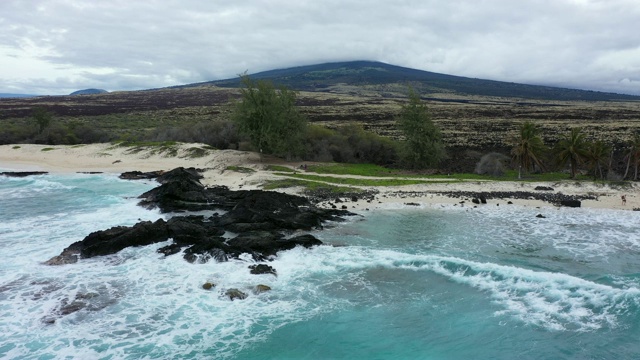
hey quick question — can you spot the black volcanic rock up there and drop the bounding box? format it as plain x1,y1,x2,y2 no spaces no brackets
156,167,203,184
66,219,169,258
47,167,355,265
119,170,165,180
560,199,581,208
137,169,211,212
249,264,277,276
0,171,48,177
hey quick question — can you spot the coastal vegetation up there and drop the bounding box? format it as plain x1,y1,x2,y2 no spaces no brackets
232,75,307,159
1,62,639,181
396,89,445,169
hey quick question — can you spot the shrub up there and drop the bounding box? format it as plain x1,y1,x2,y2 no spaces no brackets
151,120,240,149
475,152,509,176
71,125,112,143
303,123,399,166
0,123,39,144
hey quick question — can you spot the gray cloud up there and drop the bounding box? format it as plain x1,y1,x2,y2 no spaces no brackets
0,0,639,95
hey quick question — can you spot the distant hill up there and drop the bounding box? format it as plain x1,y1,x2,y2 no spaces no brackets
189,61,640,102
70,88,108,96
0,93,38,98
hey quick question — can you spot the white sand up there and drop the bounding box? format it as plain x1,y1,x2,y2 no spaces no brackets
1,143,637,211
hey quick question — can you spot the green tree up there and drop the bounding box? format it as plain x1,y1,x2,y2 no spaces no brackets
585,140,610,180
396,89,445,169
554,127,589,179
32,106,53,134
232,75,307,159
622,133,640,180
510,121,546,179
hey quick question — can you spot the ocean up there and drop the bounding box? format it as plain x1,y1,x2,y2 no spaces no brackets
1,172,639,359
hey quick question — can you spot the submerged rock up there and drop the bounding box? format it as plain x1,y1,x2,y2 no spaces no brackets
249,264,277,276
254,285,272,294
226,288,248,301
43,252,78,266
202,282,215,290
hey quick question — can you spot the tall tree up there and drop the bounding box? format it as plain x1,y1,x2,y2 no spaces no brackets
510,121,546,179
622,133,640,180
396,89,445,169
231,75,307,159
32,106,52,134
554,127,589,179
585,140,610,180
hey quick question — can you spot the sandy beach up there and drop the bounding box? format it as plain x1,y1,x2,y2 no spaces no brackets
1,143,637,211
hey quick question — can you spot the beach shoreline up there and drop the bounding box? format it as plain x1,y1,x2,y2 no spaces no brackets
1,143,637,211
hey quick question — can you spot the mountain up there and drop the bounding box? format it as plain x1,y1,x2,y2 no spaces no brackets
190,61,639,102
70,88,108,96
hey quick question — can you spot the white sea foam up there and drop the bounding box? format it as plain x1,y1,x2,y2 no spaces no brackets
275,246,640,332
3,174,640,358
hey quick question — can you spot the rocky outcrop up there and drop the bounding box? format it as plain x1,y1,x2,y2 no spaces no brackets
559,199,581,208
46,167,355,265
65,219,169,258
119,170,165,180
0,171,48,177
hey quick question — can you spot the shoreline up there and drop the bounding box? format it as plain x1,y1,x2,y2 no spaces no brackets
1,143,637,211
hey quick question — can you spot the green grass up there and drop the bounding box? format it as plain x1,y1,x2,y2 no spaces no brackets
307,163,405,177
275,172,457,187
262,179,361,193
12,145,20,149
306,163,599,182
41,147,56,152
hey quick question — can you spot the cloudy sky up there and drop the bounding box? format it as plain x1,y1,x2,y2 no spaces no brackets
1,0,639,95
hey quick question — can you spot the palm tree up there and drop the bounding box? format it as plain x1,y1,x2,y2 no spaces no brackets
585,140,611,180
554,128,589,179
622,133,640,180
510,122,546,179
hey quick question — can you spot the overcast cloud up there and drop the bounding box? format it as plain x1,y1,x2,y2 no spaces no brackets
1,0,639,95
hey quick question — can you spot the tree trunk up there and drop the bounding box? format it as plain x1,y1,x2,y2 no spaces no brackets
623,155,631,180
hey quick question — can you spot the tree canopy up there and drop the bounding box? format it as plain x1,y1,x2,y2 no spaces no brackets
510,121,546,179
554,127,589,179
396,89,445,169
32,106,52,134
232,75,307,159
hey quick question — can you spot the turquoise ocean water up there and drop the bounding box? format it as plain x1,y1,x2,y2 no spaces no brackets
1,171,639,359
